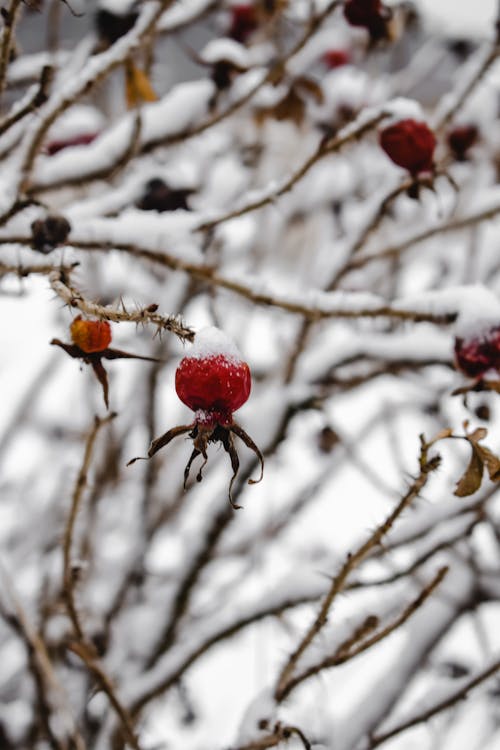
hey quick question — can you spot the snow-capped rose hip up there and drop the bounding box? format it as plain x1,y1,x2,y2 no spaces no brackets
175,353,251,426
70,316,111,353
128,327,264,509
379,118,436,176
51,316,160,409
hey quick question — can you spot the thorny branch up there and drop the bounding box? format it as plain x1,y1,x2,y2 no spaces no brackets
275,436,442,702
49,269,195,341
366,656,500,748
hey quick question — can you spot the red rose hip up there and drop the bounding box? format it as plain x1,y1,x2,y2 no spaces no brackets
128,327,263,508
176,353,251,426
380,118,436,175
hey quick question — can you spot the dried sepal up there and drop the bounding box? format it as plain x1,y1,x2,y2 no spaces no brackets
230,422,264,485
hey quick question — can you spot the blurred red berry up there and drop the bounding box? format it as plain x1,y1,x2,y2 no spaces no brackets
447,124,479,162
70,316,112,353
228,4,258,42
454,327,500,379
379,118,436,175
322,49,350,69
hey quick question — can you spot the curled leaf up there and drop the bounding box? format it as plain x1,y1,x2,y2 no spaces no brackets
454,445,484,497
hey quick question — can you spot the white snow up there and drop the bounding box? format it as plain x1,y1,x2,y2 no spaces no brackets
187,325,243,362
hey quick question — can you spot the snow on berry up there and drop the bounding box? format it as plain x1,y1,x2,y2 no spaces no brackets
128,326,263,509
379,118,436,175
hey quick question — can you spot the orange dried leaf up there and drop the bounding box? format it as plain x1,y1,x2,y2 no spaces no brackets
125,62,157,109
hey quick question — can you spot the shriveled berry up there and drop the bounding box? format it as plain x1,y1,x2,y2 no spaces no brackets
46,132,99,156
454,327,500,378
228,4,258,43
322,49,350,69
380,118,436,175
95,9,138,46
31,214,71,253
344,0,388,40
70,316,112,353
176,353,251,426
447,124,478,162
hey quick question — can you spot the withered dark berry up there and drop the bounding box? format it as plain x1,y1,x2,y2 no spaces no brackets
454,327,500,379
344,0,389,41
95,8,138,46
136,179,194,212
379,118,436,175
228,4,259,43
128,327,263,508
447,125,479,162
31,215,71,253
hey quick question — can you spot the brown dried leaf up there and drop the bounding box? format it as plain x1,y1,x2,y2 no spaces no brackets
476,445,500,481
454,446,484,497
467,427,488,442
294,76,324,104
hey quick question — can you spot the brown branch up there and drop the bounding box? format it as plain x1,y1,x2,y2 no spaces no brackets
62,413,116,642
0,64,53,137
15,0,176,202
62,412,142,750
274,436,442,702
0,562,86,750
337,200,500,279
195,109,386,232
0,0,22,103
0,259,77,278
368,656,500,748
49,269,195,341
53,240,456,325
281,567,449,701
433,42,500,130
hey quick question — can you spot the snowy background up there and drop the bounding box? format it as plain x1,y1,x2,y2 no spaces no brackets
1,1,500,749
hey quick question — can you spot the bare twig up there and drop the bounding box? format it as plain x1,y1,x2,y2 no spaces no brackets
367,656,500,748
195,108,387,232
280,567,449,701
0,0,22,103
62,413,116,641
274,436,442,702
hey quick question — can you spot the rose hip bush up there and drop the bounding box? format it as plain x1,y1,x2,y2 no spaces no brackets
1,2,500,750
